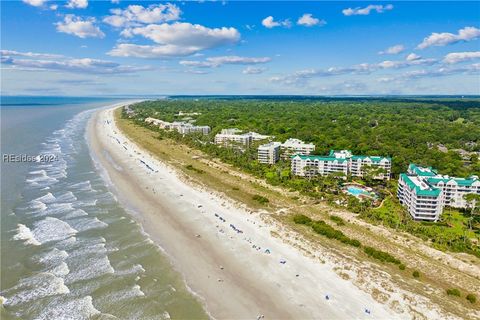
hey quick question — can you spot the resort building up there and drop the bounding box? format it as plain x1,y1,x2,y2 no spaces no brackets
124,105,135,117
145,117,169,127
258,142,281,164
281,138,315,159
245,132,271,141
176,111,201,116
144,117,210,135
175,123,211,135
291,150,391,179
348,155,392,179
291,154,349,177
214,129,270,148
397,164,480,221
214,132,252,147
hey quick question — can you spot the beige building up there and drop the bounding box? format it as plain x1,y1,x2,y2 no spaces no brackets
258,142,281,164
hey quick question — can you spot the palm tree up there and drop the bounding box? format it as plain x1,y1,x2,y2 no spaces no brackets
463,193,480,231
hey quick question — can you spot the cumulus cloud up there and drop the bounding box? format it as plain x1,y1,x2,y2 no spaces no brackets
108,43,201,58
401,64,480,79
297,14,325,27
406,53,421,61
180,56,271,68
342,4,393,16
22,0,47,7
56,15,105,38
66,0,88,9
1,50,149,74
378,44,405,55
242,66,267,74
111,0,120,3
443,51,480,64
103,3,181,28
261,16,291,29
377,57,437,69
184,69,209,75
1,50,64,59
417,26,480,49
113,22,240,58
50,4,58,10
270,55,438,85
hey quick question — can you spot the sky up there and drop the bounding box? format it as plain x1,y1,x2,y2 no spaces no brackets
1,0,479,96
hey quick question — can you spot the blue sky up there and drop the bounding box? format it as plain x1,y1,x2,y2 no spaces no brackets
1,1,479,96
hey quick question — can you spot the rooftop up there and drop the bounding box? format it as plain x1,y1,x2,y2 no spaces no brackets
427,176,479,187
408,164,438,177
283,138,315,147
259,142,281,149
292,154,349,163
401,173,442,197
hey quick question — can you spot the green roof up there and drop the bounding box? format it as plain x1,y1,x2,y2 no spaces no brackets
400,173,416,189
408,164,437,177
400,173,441,197
327,150,391,161
351,155,391,162
428,177,478,187
292,155,348,162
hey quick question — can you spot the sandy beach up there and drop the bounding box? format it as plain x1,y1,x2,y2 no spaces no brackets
87,105,411,319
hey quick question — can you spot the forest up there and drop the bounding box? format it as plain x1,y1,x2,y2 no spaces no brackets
131,97,480,177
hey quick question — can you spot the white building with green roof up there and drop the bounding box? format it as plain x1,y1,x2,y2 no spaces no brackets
282,138,315,160
397,164,480,221
290,149,391,179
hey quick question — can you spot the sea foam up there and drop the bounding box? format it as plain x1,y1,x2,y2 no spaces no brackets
34,296,100,320
12,224,41,246
32,217,77,244
2,272,69,307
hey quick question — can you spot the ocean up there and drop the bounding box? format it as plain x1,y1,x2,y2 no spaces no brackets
0,97,207,319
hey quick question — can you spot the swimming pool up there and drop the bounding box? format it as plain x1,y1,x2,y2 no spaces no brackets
346,186,374,198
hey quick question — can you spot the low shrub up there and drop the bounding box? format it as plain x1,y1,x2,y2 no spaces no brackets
293,214,312,225
446,288,461,297
310,221,361,248
412,270,420,278
364,246,401,265
344,238,361,247
466,293,476,304
252,194,269,204
185,164,205,174
329,215,345,226
398,264,406,270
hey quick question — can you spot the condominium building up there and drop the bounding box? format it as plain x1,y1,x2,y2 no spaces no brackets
214,132,252,147
397,164,480,221
124,105,135,117
245,132,271,141
291,149,391,179
214,129,270,147
258,142,281,164
176,123,211,135
282,138,315,159
145,117,169,127
144,117,210,135
291,154,348,177
349,155,392,179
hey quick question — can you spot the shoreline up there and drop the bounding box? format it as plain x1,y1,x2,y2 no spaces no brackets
87,105,406,319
